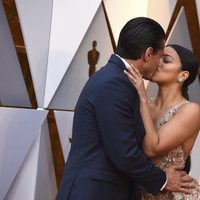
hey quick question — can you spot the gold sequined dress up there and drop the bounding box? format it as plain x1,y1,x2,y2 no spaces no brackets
141,101,200,200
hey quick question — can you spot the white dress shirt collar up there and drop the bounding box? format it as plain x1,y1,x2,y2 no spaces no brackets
115,54,132,68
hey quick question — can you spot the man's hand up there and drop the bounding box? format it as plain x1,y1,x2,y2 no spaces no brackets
165,165,195,194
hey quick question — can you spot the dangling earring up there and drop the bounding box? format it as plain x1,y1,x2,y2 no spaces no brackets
177,77,184,83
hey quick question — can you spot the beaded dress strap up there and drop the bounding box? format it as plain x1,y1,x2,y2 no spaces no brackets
157,101,190,129
171,100,190,111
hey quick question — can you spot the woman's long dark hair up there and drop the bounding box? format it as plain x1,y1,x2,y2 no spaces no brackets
168,44,199,173
183,155,191,173
167,44,198,100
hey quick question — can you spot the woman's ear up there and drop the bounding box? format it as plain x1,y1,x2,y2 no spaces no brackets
179,71,190,82
144,47,153,62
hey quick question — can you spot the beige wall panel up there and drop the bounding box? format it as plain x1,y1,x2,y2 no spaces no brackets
0,107,47,200
44,0,101,108
5,133,40,200
103,0,148,42
190,134,200,181
34,120,57,200
54,111,74,162
147,0,177,31
166,8,192,48
48,4,113,110
15,0,53,107
0,1,31,107
196,0,200,25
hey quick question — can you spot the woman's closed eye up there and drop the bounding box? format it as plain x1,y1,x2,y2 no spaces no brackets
162,55,173,64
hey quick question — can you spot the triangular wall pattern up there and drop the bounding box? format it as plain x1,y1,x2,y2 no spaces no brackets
44,0,102,108
0,1,30,107
48,4,113,110
15,0,53,107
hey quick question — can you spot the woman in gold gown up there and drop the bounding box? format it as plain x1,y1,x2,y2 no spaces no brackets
125,44,200,199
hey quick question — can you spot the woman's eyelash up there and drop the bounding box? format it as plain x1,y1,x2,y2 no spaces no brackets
162,57,172,63
163,59,170,63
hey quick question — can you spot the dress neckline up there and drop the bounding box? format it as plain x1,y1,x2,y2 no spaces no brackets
164,100,189,113
156,100,190,129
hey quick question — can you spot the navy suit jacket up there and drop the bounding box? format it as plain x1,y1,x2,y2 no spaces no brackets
56,54,166,200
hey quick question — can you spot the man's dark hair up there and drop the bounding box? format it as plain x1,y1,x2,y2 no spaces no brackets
116,17,166,59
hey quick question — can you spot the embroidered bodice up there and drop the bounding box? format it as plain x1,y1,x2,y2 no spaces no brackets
141,101,200,200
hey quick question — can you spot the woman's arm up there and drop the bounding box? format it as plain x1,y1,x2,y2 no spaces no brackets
124,65,200,158
124,65,160,157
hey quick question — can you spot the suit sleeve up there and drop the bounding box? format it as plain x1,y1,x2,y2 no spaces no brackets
94,81,166,195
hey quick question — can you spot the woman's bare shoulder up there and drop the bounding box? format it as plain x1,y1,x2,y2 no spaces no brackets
182,102,200,110
178,102,200,118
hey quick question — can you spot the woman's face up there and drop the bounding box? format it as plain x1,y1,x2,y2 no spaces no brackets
151,46,182,84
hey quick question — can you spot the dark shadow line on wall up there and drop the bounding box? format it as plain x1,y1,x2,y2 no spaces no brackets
102,1,116,53
47,110,65,190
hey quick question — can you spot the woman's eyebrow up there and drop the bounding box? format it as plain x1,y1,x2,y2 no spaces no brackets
163,53,174,61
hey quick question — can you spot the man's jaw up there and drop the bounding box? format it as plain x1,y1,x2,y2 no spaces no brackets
149,69,157,81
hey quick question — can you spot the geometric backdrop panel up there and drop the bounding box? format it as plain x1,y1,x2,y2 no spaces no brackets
188,76,200,103
15,0,53,107
0,107,48,200
54,111,74,162
0,1,31,107
147,0,177,31
1,0,200,198
166,7,192,50
5,119,56,200
190,134,200,181
103,0,148,42
48,3,113,110
196,0,200,25
34,120,57,200
44,0,102,108
5,133,41,200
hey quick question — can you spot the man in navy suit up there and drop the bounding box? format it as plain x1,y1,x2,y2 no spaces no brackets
56,17,192,200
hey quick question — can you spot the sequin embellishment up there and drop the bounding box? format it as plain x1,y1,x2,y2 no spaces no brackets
141,101,200,200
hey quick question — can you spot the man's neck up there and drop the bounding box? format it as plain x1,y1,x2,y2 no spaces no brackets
116,54,142,72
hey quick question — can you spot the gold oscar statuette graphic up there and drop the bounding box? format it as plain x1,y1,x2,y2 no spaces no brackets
87,40,100,78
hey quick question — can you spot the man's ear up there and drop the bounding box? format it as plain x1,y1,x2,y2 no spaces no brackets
144,47,153,62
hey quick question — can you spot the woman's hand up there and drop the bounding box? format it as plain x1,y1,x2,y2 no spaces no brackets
124,64,160,157
124,64,147,102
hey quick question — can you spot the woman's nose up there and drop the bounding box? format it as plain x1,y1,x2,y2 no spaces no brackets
158,59,162,67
